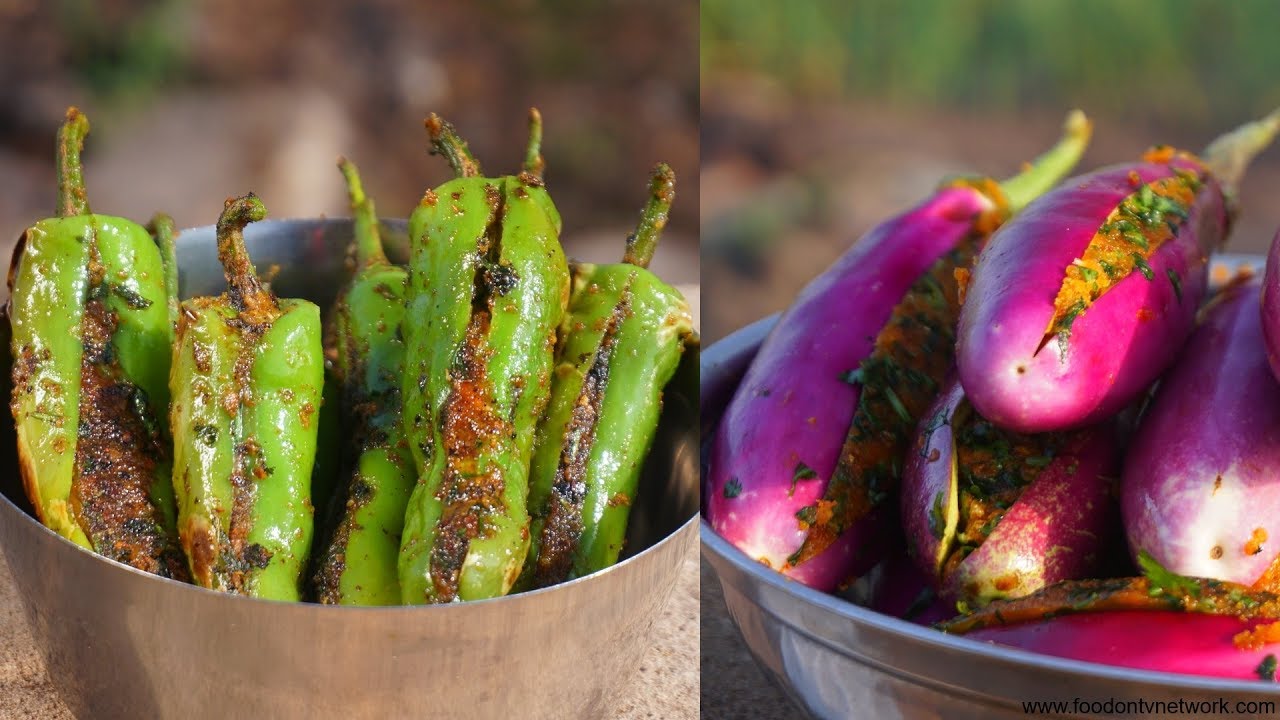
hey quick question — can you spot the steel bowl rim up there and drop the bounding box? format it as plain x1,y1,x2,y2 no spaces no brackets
0,486,698,612
702,518,1280,694
701,251,1280,696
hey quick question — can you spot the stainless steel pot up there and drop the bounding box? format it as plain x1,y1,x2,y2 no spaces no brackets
700,255,1280,720
0,218,699,720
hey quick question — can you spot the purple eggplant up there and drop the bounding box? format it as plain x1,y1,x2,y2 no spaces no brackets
957,111,1280,433
866,549,955,627
1261,229,1280,382
1123,277,1280,588
704,113,1092,591
902,377,1117,608
940,570,1280,681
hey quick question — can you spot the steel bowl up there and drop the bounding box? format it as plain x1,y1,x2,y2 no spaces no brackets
700,254,1280,720
0,218,699,719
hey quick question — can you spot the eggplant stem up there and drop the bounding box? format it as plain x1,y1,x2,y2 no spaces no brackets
998,109,1092,213
425,114,482,179
57,107,91,218
1202,107,1280,196
622,163,676,269
337,157,387,268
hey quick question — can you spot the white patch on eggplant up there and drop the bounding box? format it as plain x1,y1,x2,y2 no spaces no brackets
1146,465,1271,585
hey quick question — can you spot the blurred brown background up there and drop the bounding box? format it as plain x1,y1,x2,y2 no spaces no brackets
701,0,1280,344
0,0,698,284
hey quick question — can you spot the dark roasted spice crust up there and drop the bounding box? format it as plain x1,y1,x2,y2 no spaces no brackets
790,237,980,568
431,311,507,601
73,288,188,580
532,289,629,587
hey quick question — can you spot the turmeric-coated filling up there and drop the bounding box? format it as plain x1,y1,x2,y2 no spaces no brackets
939,402,1059,579
788,238,979,569
1046,169,1201,346
430,185,515,601
75,292,188,581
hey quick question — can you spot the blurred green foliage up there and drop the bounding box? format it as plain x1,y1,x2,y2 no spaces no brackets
701,0,1280,130
58,0,189,102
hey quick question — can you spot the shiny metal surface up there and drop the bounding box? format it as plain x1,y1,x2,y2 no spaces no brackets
700,254,1279,720
0,218,699,719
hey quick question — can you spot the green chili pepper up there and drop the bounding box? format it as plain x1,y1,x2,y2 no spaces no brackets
7,107,186,579
398,111,570,603
307,367,342,555
142,211,184,538
309,309,344,549
169,193,323,599
520,164,696,588
311,158,415,606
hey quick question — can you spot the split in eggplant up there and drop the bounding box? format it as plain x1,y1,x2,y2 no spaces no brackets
789,239,979,569
957,109,1280,433
939,553,1280,636
901,377,1118,609
939,559,1280,682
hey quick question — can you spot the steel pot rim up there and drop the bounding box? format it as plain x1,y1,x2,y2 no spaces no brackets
0,486,699,612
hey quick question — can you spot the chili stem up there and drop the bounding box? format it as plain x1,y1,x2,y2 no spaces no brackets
215,193,273,317
57,107,91,218
337,157,387,268
425,114,482,179
622,163,675,269
146,212,180,331
523,107,545,179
